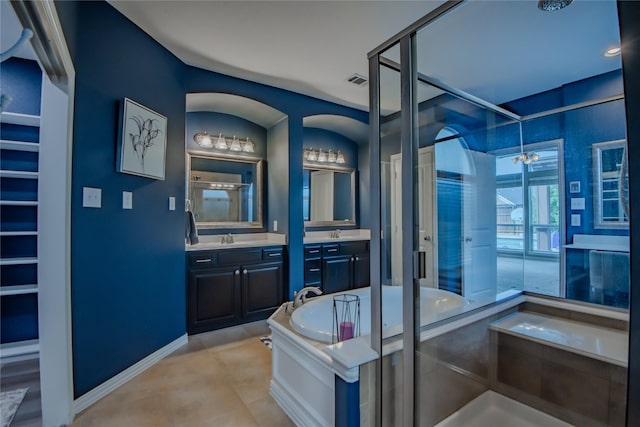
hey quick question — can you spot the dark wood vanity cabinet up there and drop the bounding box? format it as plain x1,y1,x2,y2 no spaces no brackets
187,246,285,334
304,240,369,294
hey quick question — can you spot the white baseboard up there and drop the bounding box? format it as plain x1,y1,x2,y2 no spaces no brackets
73,334,188,415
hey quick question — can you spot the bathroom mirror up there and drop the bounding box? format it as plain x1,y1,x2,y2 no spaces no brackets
593,139,629,229
187,152,264,229
303,165,356,226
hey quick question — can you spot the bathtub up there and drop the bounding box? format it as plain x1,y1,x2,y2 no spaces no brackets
290,285,469,343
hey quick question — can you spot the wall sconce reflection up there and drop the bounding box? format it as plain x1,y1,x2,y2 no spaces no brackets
512,152,539,165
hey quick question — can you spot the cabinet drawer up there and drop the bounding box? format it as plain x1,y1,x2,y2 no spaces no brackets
323,244,340,256
340,241,368,254
217,249,262,265
304,259,322,283
188,251,217,268
304,245,322,258
263,247,284,260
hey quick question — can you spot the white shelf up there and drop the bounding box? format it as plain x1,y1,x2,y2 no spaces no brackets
0,140,39,152
0,170,39,179
0,200,38,206
0,112,40,127
0,257,38,266
0,284,38,296
0,339,40,359
0,231,38,237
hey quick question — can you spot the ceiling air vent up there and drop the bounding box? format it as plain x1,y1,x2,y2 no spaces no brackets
346,73,368,87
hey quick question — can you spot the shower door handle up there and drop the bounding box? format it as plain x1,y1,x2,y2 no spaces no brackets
414,251,427,279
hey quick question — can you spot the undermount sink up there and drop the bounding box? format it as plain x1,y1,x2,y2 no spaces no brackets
186,232,286,251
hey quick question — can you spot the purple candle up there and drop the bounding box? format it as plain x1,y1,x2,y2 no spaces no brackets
339,321,354,341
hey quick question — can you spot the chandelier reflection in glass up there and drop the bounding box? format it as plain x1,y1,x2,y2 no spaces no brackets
512,152,540,165
193,132,255,153
303,148,345,164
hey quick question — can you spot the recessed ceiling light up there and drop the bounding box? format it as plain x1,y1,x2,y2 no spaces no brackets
605,46,622,57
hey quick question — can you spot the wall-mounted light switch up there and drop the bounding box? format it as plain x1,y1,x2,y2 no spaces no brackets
169,196,176,211
273,220,278,232
571,214,581,227
82,187,102,208
122,191,133,209
571,198,585,210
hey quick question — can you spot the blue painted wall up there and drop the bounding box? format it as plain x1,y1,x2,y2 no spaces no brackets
56,1,187,397
56,0,367,395
0,57,42,116
0,58,42,345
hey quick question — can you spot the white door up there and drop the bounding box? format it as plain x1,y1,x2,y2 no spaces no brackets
310,170,334,222
391,148,438,287
462,150,497,301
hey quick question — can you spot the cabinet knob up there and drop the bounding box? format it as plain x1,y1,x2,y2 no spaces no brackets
235,270,240,275
243,269,248,275
355,257,359,261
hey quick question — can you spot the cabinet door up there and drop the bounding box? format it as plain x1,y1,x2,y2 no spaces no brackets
322,256,352,294
188,266,241,334
353,253,370,289
242,261,283,321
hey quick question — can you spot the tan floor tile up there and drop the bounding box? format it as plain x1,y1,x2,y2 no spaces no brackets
246,395,296,427
73,394,172,427
72,330,292,427
242,320,272,338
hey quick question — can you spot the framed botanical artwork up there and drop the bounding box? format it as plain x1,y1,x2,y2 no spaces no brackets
117,98,167,180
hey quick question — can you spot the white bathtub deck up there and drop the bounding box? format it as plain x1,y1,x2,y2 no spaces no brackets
435,391,572,427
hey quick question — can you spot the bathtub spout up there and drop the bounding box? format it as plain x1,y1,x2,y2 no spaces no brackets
293,287,322,308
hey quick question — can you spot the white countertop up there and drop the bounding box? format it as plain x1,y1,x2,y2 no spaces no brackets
303,229,370,245
186,232,286,251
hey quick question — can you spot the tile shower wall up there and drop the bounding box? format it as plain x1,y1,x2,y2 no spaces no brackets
492,331,627,427
360,303,627,426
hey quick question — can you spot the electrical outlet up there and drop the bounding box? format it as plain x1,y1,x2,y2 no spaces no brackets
273,220,278,232
169,197,176,211
122,191,133,209
82,187,102,208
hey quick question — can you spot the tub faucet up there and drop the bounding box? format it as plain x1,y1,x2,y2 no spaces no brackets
330,229,341,239
288,286,323,311
220,233,234,244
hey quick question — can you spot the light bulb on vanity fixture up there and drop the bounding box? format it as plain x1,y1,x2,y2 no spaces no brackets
317,149,327,162
242,137,255,153
193,131,213,148
229,136,242,151
215,133,228,150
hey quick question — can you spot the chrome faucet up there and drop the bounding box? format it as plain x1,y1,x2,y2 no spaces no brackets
285,287,323,313
330,229,341,239
220,233,234,244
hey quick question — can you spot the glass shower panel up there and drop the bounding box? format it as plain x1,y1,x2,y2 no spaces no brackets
379,50,404,427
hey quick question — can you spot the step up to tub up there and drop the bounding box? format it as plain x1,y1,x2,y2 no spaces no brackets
490,312,628,367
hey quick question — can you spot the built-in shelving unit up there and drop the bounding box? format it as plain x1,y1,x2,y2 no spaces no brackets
1,109,41,359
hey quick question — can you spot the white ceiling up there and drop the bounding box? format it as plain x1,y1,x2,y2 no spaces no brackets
110,0,622,116
109,0,447,112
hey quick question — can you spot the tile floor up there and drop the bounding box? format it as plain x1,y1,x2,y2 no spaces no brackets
71,321,294,427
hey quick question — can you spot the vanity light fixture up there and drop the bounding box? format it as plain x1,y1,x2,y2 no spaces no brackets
512,152,540,165
303,148,346,165
605,46,622,57
193,132,256,154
